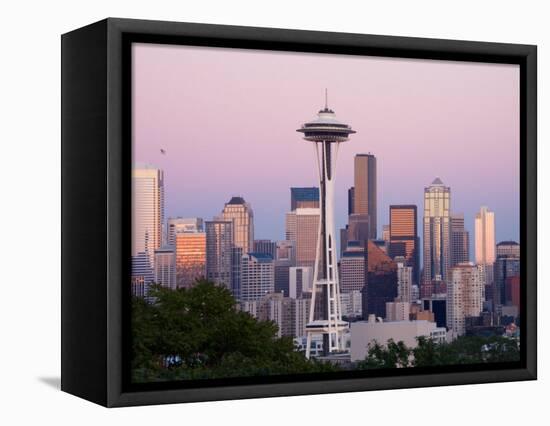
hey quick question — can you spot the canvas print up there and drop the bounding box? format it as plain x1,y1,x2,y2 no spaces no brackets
130,43,521,384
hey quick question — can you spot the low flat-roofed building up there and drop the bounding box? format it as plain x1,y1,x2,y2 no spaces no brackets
350,316,446,361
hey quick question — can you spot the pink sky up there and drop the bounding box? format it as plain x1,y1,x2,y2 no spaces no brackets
132,43,520,250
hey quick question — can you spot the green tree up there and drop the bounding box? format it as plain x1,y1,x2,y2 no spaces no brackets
356,339,411,369
132,280,338,382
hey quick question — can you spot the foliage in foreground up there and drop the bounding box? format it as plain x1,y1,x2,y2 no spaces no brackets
132,280,337,383
356,335,520,370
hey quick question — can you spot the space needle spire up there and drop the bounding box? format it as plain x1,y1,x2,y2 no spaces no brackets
297,94,356,358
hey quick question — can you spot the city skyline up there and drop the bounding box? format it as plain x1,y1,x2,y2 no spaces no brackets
133,43,520,250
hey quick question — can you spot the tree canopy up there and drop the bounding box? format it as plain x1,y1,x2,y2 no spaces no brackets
131,280,337,382
356,334,520,370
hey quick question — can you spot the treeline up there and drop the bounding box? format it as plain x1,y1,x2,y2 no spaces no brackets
132,280,519,383
356,335,519,370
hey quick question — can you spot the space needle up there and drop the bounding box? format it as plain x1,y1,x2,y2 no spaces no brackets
297,92,356,358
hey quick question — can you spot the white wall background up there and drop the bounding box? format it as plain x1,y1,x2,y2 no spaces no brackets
0,0,546,424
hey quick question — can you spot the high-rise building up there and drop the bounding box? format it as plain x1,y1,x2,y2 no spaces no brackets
297,98,355,357
253,239,277,258
221,196,254,254
363,241,398,319
353,154,377,239
496,241,520,258
475,206,496,265
340,291,363,318
385,302,411,322
340,241,367,293
289,266,314,298
422,178,451,294
505,276,521,310
275,240,295,262
348,187,355,216
382,225,390,243
131,251,154,298
395,256,413,303
240,253,275,301
389,205,419,285
154,246,176,289
231,246,243,299
287,208,320,269
447,263,484,337
290,187,319,211
167,217,203,246
132,165,164,265
450,213,470,267
274,258,292,297
348,213,370,246
175,231,206,288
493,254,520,318
205,220,233,291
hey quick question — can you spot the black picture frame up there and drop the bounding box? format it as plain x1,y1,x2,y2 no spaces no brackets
61,17,537,407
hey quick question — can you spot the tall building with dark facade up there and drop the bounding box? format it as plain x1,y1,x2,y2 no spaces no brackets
290,187,319,211
348,213,370,246
362,241,398,319
253,239,277,258
353,154,377,239
348,187,355,216
450,213,470,267
388,205,419,285
493,252,520,318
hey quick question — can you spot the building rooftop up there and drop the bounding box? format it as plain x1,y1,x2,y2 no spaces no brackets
497,240,519,246
431,177,444,185
247,252,274,262
227,196,246,205
291,187,319,201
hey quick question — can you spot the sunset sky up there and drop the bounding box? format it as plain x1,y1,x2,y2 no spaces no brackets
132,42,520,255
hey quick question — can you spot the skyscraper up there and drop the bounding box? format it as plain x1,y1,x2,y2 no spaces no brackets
353,153,377,239
395,256,413,303
493,254,520,319
240,253,275,301
363,241,398,319
167,217,203,246
496,241,520,258
290,187,319,210
297,97,356,357
221,196,254,254
205,220,233,291
389,205,419,285
348,187,355,216
475,206,496,265
132,165,164,265
131,251,154,298
253,239,277,258
450,213,470,267
423,178,451,295
447,263,484,337
340,241,367,293
289,266,314,298
287,208,320,269
348,213,370,246
382,225,390,243
175,231,206,287
154,246,176,289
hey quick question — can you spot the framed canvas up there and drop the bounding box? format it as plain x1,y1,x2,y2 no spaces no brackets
61,18,537,407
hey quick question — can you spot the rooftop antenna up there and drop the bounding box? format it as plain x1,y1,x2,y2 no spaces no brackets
325,88,328,109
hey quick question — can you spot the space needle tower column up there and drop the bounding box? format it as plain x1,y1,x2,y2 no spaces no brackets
297,93,356,358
